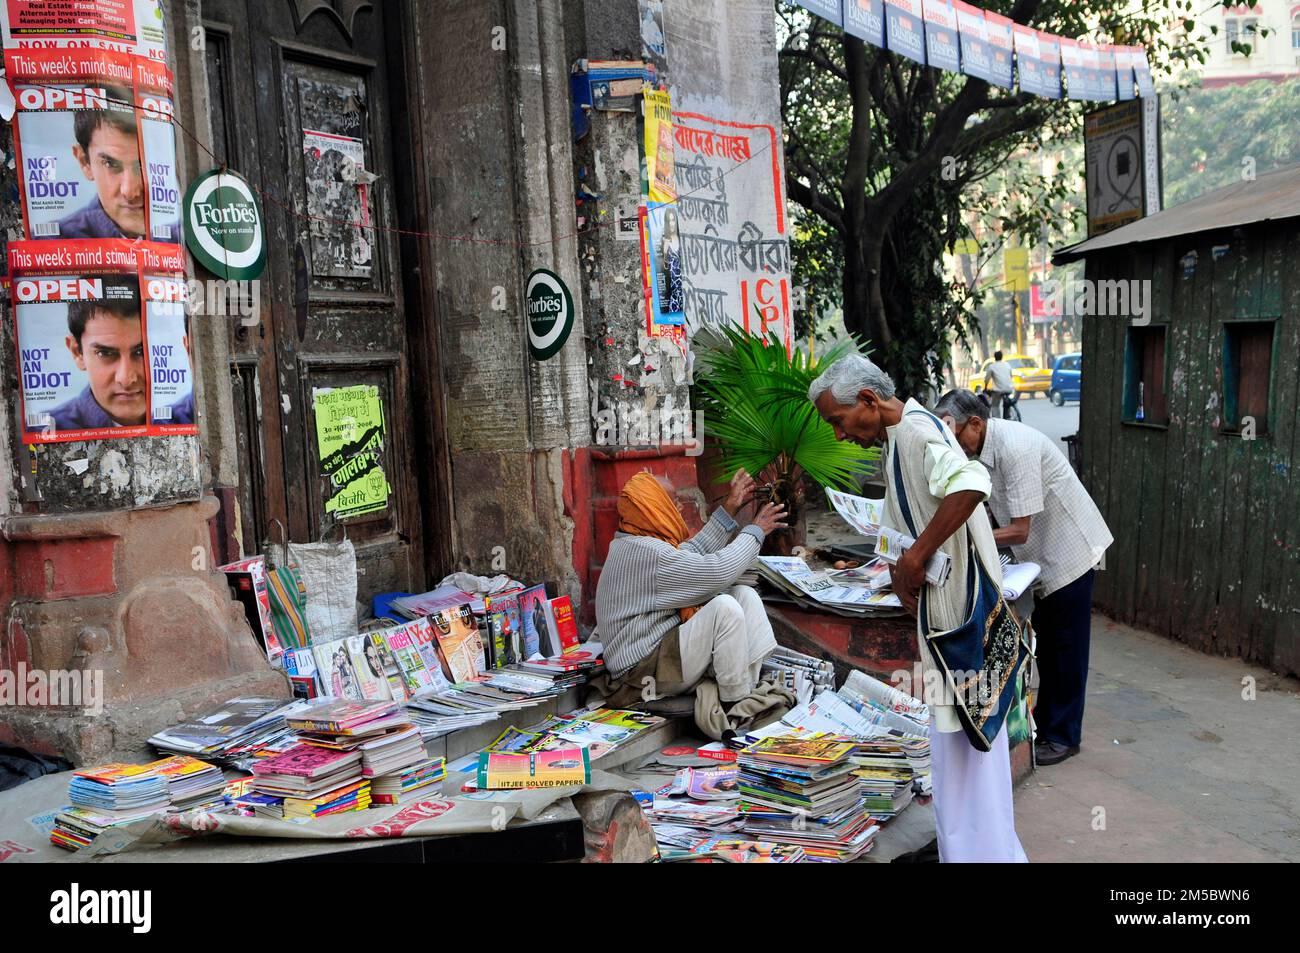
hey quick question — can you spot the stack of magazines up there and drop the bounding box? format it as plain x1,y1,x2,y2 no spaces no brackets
371,758,446,805
148,697,307,770
737,736,878,862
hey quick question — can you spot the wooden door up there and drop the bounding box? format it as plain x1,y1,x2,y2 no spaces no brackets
200,0,425,599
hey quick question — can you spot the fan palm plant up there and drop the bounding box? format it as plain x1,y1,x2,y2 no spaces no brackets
692,325,879,554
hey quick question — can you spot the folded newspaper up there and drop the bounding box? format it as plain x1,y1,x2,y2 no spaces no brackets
756,555,903,617
824,487,883,538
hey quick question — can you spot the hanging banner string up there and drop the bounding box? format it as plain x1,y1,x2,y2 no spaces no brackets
798,0,1155,101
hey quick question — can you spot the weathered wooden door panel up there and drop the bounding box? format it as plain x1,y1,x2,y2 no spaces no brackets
201,0,423,600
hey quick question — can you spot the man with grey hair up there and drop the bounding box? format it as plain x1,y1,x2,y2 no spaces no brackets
933,388,1112,767
810,355,1027,863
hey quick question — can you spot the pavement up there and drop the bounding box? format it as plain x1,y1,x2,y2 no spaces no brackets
1015,613,1300,862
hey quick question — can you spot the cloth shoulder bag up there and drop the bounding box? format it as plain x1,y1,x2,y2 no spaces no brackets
891,408,1031,752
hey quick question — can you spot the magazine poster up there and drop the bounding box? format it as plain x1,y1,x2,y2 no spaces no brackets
141,249,196,433
134,54,181,242
920,0,959,74
883,0,926,67
10,238,148,441
643,200,686,326
842,0,884,47
983,10,1015,89
953,1,993,84
1,0,170,59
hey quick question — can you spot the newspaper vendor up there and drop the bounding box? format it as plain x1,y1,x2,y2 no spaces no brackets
810,353,1028,864
595,469,787,709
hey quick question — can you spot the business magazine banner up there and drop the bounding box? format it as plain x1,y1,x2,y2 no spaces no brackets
798,0,844,27
883,0,926,67
953,1,993,84
1059,36,1088,101
1037,31,1062,99
983,9,1014,89
134,54,181,243
10,239,148,442
1112,45,1136,101
1096,44,1120,101
141,255,196,434
921,0,959,73
842,0,884,47
1081,42,1107,101
1013,25,1059,99
1,0,169,60
1133,47,1155,97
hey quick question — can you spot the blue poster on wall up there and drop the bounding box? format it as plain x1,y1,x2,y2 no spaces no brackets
883,0,926,66
843,0,884,47
798,0,844,26
921,0,960,73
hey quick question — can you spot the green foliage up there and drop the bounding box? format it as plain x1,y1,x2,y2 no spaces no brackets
693,324,878,492
1162,79,1300,207
779,0,1226,395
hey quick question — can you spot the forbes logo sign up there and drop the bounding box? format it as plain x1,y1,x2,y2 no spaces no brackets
525,268,574,361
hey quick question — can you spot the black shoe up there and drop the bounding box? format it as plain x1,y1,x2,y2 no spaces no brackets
891,837,939,864
1035,740,1080,766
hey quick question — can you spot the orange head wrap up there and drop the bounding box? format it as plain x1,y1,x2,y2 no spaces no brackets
617,471,700,621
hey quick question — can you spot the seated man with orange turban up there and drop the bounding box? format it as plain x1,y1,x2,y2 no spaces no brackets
594,468,787,706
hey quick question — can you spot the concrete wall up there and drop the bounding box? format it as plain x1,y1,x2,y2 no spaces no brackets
405,0,592,600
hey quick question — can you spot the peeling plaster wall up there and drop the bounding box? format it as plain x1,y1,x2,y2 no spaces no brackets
569,0,692,449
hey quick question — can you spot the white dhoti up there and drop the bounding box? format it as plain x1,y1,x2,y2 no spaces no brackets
931,724,1028,863
677,585,777,701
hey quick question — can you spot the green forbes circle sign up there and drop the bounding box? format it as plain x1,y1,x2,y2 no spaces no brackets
183,169,267,280
526,268,574,360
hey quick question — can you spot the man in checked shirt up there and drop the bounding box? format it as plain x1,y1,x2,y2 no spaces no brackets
934,389,1114,766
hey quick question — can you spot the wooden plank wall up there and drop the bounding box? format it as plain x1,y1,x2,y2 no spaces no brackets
1079,220,1299,677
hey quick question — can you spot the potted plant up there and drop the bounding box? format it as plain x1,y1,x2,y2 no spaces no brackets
692,326,879,555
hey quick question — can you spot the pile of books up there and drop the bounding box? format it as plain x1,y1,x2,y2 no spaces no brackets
152,755,227,811
849,739,917,818
51,755,227,851
148,697,306,770
737,736,878,862
658,835,806,863
249,745,369,820
371,758,446,805
246,699,418,820
51,762,174,851
359,726,427,778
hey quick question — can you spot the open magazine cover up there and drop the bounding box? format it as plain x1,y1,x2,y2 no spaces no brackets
11,239,147,441
141,245,195,432
8,49,178,243
10,238,196,441
133,54,181,242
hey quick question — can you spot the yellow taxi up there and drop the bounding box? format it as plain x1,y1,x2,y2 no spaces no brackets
970,354,1053,397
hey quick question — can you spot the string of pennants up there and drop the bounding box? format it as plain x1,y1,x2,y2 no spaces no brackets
795,0,1156,101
